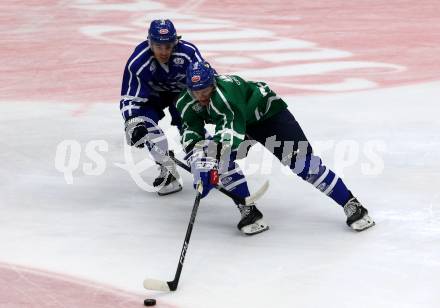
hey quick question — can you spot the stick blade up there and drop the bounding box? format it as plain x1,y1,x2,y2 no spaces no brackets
245,180,269,205
143,278,171,292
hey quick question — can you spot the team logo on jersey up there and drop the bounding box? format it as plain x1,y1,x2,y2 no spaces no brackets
159,28,169,34
192,103,203,113
173,57,184,65
191,75,201,83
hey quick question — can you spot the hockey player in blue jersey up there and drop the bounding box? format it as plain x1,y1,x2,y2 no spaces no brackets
120,19,207,195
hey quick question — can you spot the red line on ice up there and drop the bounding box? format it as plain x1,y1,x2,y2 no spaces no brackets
0,262,178,308
1,0,439,104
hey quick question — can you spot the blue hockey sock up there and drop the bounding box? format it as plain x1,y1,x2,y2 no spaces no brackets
307,165,351,206
219,162,251,205
295,154,350,206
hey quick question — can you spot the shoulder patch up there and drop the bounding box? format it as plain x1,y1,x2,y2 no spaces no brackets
173,57,184,65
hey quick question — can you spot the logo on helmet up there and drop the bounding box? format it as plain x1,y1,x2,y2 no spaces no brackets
191,75,201,83
159,28,169,35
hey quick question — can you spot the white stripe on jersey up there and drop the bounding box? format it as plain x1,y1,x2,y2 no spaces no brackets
182,129,202,142
136,55,154,76
216,87,234,115
135,56,155,97
181,43,202,62
255,108,261,120
126,47,150,96
120,95,148,103
172,52,192,62
215,87,243,143
120,102,141,119
264,95,281,115
182,130,202,149
176,93,188,110
218,128,245,141
180,99,196,119
209,101,229,142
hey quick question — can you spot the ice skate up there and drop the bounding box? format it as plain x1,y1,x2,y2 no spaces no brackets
237,204,269,235
344,197,375,231
154,161,182,196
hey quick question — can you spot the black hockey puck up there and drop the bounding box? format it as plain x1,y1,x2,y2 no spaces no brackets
144,298,156,306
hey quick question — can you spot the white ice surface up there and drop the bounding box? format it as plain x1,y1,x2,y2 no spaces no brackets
1,81,440,308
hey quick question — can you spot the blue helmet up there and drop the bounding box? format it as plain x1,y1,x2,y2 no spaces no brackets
186,61,215,91
148,19,177,44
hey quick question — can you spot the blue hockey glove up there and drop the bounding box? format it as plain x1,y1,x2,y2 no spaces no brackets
188,154,219,198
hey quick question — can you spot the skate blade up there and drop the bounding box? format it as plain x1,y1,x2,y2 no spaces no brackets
157,182,183,196
351,214,375,232
240,219,270,235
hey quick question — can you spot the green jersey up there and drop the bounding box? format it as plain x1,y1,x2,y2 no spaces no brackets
176,75,288,151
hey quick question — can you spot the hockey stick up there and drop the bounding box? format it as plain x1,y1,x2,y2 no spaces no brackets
169,150,268,206
143,185,203,292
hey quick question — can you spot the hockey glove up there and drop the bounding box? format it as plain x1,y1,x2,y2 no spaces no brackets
188,154,219,198
125,117,148,148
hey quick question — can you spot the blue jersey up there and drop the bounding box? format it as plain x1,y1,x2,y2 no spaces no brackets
120,40,204,120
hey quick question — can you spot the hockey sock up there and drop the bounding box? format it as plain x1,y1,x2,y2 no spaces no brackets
295,154,351,206
219,162,251,205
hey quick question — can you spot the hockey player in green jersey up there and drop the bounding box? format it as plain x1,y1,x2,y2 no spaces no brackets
177,61,375,235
